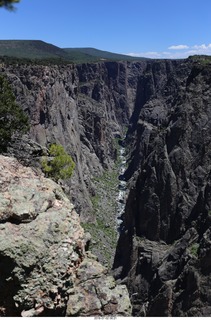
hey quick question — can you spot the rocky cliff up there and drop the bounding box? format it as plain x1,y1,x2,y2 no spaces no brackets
114,58,211,316
1,60,146,267
1,57,211,316
2,61,141,218
0,155,131,316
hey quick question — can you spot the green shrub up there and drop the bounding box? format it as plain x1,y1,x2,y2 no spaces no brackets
190,243,199,257
0,74,29,151
41,144,75,181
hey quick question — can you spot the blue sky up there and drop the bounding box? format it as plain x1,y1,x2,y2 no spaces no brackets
0,0,211,58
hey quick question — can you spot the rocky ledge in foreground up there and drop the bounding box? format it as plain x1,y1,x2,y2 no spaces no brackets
0,155,131,317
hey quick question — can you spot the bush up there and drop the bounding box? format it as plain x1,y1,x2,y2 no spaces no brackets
41,144,75,181
190,243,199,257
0,74,29,151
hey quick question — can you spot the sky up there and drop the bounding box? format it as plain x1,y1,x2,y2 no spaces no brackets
0,0,211,59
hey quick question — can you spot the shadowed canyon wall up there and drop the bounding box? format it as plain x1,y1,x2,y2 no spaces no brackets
114,58,211,316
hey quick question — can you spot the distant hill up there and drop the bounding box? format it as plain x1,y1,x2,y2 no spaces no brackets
63,47,146,62
0,40,146,63
0,40,69,60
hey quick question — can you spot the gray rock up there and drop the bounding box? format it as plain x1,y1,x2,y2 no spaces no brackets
67,258,132,316
114,59,211,316
0,155,131,316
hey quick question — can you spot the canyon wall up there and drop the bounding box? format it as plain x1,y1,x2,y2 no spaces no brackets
114,58,211,316
1,60,148,268
1,61,145,221
1,57,211,316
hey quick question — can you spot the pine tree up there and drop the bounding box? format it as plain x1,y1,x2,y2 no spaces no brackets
0,0,20,10
0,75,29,151
41,144,75,181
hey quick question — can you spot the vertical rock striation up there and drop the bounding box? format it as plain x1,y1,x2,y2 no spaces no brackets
114,58,211,316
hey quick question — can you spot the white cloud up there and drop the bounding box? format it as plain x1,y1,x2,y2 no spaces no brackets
127,51,163,58
168,44,189,50
126,43,211,59
192,43,211,50
126,51,185,59
193,44,207,50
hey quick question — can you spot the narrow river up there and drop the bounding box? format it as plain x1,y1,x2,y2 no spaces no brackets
116,142,127,233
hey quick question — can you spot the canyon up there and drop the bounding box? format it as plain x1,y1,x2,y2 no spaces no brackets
0,56,211,316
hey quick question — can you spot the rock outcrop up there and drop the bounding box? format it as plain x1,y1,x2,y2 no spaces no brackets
0,155,131,316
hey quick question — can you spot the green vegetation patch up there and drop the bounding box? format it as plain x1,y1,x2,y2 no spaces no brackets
64,47,147,62
189,55,211,65
0,40,147,65
41,144,75,182
190,243,200,257
82,132,129,268
0,74,29,152
82,164,120,269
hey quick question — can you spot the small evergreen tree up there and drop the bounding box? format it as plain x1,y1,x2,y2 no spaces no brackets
0,74,29,151
41,144,75,181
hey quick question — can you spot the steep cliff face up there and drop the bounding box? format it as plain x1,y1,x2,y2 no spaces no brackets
1,60,148,268
3,63,96,219
1,61,144,221
114,58,211,316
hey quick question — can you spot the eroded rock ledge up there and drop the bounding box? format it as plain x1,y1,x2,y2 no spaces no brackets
0,155,131,317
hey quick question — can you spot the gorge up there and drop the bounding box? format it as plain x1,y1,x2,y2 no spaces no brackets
0,55,211,316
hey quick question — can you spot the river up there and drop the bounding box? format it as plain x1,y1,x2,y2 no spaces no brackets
116,142,127,233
